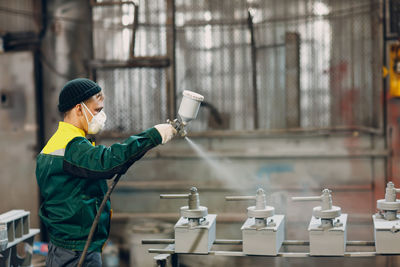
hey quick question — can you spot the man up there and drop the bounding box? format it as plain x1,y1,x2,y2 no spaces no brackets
36,78,176,266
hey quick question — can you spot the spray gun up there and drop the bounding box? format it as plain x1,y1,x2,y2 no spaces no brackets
167,90,204,137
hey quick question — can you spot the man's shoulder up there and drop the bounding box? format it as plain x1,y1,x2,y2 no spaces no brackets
42,123,87,155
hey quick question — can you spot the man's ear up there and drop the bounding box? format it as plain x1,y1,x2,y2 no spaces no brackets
74,103,84,116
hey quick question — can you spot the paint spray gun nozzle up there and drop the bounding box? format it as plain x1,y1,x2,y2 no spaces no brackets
167,90,204,137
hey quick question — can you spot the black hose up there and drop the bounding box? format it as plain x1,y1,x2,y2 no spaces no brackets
77,173,123,267
200,101,223,125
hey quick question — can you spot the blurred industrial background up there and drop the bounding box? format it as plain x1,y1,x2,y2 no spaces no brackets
2,0,400,266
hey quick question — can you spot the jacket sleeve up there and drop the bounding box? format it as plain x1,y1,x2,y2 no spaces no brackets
63,127,162,179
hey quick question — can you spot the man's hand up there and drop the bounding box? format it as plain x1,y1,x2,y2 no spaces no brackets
154,124,177,144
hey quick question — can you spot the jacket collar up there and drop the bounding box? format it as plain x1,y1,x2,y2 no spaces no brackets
59,121,86,137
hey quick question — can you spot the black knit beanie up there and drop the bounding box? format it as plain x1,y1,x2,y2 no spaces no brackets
58,78,101,112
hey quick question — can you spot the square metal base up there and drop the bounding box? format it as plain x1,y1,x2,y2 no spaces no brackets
241,215,285,255
308,214,347,256
373,214,400,254
174,214,217,254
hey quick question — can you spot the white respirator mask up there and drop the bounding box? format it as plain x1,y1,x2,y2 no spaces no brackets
81,102,107,134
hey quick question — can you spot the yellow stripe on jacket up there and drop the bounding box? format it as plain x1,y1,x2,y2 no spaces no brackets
41,121,87,155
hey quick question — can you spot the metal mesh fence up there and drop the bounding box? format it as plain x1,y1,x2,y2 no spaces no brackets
97,68,167,133
93,0,167,60
176,0,254,131
177,0,380,131
93,4,136,60
93,0,167,134
176,23,254,131
135,0,167,57
93,0,381,134
0,0,40,33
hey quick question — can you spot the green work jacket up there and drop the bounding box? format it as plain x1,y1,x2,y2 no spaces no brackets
36,122,161,252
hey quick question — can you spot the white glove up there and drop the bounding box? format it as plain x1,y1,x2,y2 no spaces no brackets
154,124,177,144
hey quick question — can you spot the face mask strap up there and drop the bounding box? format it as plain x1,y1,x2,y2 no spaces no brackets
81,102,94,122
80,102,106,134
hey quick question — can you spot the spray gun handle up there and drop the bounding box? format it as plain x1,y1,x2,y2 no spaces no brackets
167,119,187,137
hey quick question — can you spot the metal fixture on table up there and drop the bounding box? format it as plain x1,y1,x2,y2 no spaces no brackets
292,189,347,256
226,188,285,255
373,181,400,254
160,187,216,254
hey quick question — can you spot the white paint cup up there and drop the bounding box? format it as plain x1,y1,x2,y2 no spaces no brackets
178,90,204,123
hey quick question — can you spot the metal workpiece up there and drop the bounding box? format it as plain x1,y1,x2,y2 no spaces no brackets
226,188,275,223
292,189,347,256
160,187,208,223
161,187,217,254
292,189,341,221
226,188,285,255
373,181,400,254
384,182,400,202
376,182,400,220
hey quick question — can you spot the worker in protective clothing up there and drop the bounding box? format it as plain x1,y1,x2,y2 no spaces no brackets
36,78,176,266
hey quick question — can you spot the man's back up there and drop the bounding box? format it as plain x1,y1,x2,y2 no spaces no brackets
36,121,110,252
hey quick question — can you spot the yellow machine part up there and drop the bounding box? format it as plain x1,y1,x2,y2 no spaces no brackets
389,43,400,98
